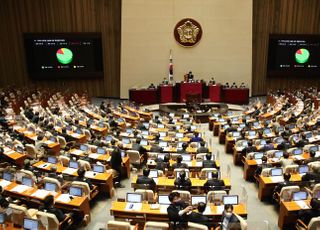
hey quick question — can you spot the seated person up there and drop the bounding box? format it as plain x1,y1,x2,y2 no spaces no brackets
304,150,319,164
136,168,156,188
255,156,272,176
203,153,217,168
167,192,193,228
148,83,156,89
231,82,237,88
190,132,203,143
132,138,147,163
197,141,209,153
273,173,294,200
39,195,67,222
204,171,224,189
244,141,257,154
47,165,64,184
155,154,170,172
240,82,246,88
302,165,320,182
189,202,210,227
174,170,191,189
219,204,241,230
172,155,188,169
74,168,93,190
279,151,294,168
298,198,320,226
177,143,189,154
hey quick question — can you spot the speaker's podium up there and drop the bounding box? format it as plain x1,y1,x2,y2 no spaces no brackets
176,82,202,103
159,84,173,103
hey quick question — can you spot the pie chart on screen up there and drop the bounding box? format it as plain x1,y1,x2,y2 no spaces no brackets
295,48,310,64
56,48,73,64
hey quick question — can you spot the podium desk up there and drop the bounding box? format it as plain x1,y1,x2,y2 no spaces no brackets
223,88,249,104
129,89,158,105
159,85,173,103
208,84,222,102
176,82,202,102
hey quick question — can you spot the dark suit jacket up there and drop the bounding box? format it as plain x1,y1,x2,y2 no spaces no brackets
203,160,217,168
136,175,156,186
172,162,188,169
111,148,122,172
39,205,66,222
174,178,192,188
150,145,162,153
197,147,209,153
167,202,189,226
177,149,188,154
189,212,210,227
220,213,241,230
273,180,294,194
298,209,320,225
204,179,225,188
302,172,320,182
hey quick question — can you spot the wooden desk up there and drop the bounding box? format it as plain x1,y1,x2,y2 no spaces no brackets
225,136,236,153
258,174,302,201
110,201,247,223
131,176,231,193
278,200,310,230
2,146,26,166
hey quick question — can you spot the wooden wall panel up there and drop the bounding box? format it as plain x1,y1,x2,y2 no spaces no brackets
0,0,121,97
252,0,320,96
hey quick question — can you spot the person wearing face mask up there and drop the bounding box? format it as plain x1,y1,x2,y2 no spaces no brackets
167,192,193,229
219,204,241,230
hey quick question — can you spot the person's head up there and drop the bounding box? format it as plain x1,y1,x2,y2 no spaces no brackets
310,150,316,158
136,138,141,144
283,151,289,159
50,165,57,173
310,198,320,210
143,168,150,177
179,170,186,180
182,143,188,150
248,141,253,147
212,171,219,179
24,159,31,169
43,195,54,207
37,133,45,141
0,198,9,209
164,154,170,163
177,155,183,163
224,204,234,217
110,139,116,146
155,133,160,141
261,156,267,163
62,128,67,134
155,115,159,120
194,132,199,137
283,172,291,181
168,192,181,204
200,141,205,147
77,167,85,178
197,202,206,213
206,153,212,161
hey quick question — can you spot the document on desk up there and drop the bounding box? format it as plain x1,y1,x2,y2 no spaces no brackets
10,185,30,193
255,159,262,165
160,205,169,213
62,168,78,175
270,176,284,183
4,150,15,156
153,178,158,184
315,151,320,158
125,203,142,211
85,171,96,178
0,180,11,188
294,155,305,160
203,206,212,215
195,162,203,167
3,147,11,152
216,205,224,214
182,161,192,167
44,140,54,145
56,194,71,203
71,150,84,155
295,201,310,210
31,189,50,199
89,153,100,159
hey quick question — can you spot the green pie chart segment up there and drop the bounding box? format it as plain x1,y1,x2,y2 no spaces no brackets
295,48,310,64
56,48,73,64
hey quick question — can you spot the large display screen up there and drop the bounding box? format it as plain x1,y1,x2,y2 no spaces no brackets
24,33,103,79
267,34,320,77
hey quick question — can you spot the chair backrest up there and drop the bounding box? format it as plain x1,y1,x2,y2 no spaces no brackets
313,183,320,198
148,152,159,160
284,164,299,174
207,190,227,205
43,177,61,191
57,136,67,149
266,150,278,158
234,213,248,230
71,181,90,200
308,216,320,230
144,221,169,230
261,168,271,177
107,220,132,230
171,153,180,161
172,190,191,203
173,168,190,177
20,169,35,180
127,150,141,164
77,160,91,171
279,186,300,201
135,189,154,203
287,147,298,155
25,144,37,158
157,170,164,177
196,153,207,161
36,211,59,230
187,222,208,230
246,152,255,160
84,129,91,140
9,204,29,226
58,155,70,167
200,168,218,178
190,142,198,148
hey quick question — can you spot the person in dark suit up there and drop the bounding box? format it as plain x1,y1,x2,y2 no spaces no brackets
273,173,294,200
298,198,320,226
155,154,170,172
203,153,217,168
132,138,148,163
302,166,320,182
190,132,203,143
136,168,156,188
197,141,209,153
204,171,225,189
244,141,257,154
174,170,191,190
220,204,241,230
172,155,188,169
47,165,63,184
150,142,163,153
167,192,193,229
153,115,161,124
177,143,188,154
110,147,124,188
31,111,40,124
74,168,93,190
39,195,67,222
60,128,74,142
255,156,272,176
189,202,210,227
304,150,319,164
